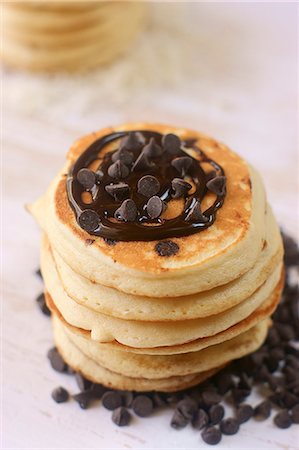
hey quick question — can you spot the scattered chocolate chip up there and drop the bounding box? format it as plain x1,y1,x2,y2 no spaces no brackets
104,238,117,246
146,196,166,219
206,176,226,196
77,168,96,190
132,151,154,172
73,391,93,409
282,231,299,267
112,148,134,165
206,170,217,182
231,388,251,404
108,160,130,179
239,373,251,390
254,400,272,420
162,133,181,155
171,409,189,429
120,132,144,151
209,404,225,425
202,391,222,407
114,199,138,222
192,409,209,430
85,239,95,245
132,395,153,417
36,292,51,316
35,268,42,279
137,175,160,197
105,182,130,201
217,372,235,395
220,418,239,435
185,200,208,223
236,404,253,424
121,391,134,408
47,348,68,373
51,386,69,403
75,373,92,392
143,137,163,157
102,391,122,411
201,426,222,445
78,210,100,233
152,392,166,408
171,178,192,199
274,410,292,429
112,406,132,426
176,398,197,420
171,156,193,176
90,383,107,399
291,404,299,424
155,240,179,257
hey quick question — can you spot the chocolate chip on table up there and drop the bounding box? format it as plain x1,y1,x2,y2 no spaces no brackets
36,292,51,316
120,131,144,151
114,199,138,222
143,137,163,157
112,148,134,165
35,267,42,279
192,409,209,430
274,410,292,429
281,231,299,267
51,386,69,404
220,418,240,435
155,240,179,257
171,156,193,176
121,391,134,408
108,160,130,179
78,210,100,232
132,395,153,417
206,176,226,196
202,391,222,407
209,404,225,425
73,391,93,409
185,200,208,223
90,383,107,399
217,372,235,395
77,168,96,190
201,426,222,445
176,398,197,420
132,151,154,172
236,404,254,424
231,388,251,404
146,196,166,219
112,406,132,426
171,409,189,429
291,404,299,424
137,175,160,197
105,182,130,201
75,373,92,392
238,373,251,390
47,347,68,373
171,178,192,199
254,400,272,420
162,133,181,155
152,392,166,408
102,391,123,411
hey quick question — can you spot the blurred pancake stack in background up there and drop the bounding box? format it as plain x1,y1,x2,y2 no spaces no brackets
1,1,147,72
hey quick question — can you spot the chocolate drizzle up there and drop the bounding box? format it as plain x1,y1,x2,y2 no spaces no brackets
67,130,226,241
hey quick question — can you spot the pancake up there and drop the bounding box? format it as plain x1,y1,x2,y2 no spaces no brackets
30,123,268,297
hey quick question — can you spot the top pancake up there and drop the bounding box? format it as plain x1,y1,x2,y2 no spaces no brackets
30,123,268,297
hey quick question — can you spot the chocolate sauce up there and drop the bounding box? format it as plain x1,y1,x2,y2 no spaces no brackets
66,130,226,241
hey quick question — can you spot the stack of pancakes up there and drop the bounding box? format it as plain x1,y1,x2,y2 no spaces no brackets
30,123,284,392
2,2,146,72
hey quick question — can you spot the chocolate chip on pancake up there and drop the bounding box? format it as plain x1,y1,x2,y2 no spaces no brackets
132,395,153,417
132,151,154,172
114,199,138,222
112,148,134,165
78,210,100,232
171,178,192,199
162,133,181,155
105,182,130,201
207,176,226,196
112,406,132,426
146,196,165,219
120,131,144,151
201,426,222,445
36,292,51,316
47,347,68,373
185,201,208,223
102,391,123,411
108,160,130,179
77,168,96,190
171,156,193,176
137,175,160,197
206,170,217,182
143,137,163,157
51,386,69,404
155,240,179,257
104,238,117,246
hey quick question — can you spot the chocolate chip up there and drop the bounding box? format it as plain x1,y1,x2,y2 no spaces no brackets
132,395,153,417
78,210,100,232
146,196,166,219
274,410,292,429
36,292,51,316
217,372,235,395
171,409,189,429
73,391,93,409
105,182,130,201
47,347,68,373
254,400,271,420
176,398,197,420
155,240,179,257
152,392,166,408
114,199,138,222
108,160,130,179
291,404,299,424
209,404,225,425
201,426,222,445
35,267,42,279
207,176,226,196
185,200,208,223
51,386,69,403
282,231,299,267
143,137,163,157
77,168,96,190
171,178,192,199
112,406,131,426
137,175,160,197
202,391,222,407
283,391,298,408
121,391,134,408
112,148,134,165
206,170,217,182
90,383,107,399
85,238,95,245
132,151,154,172
102,391,122,411
236,404,253,424
220,418,239,435
239,373,251,390
75,373,92,392
162,133,181,155
231,388,251,404
171,156,193,176
120,132,144,151
192,409,209,430
104,238,117,246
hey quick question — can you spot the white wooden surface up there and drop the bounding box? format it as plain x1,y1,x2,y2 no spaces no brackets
2,3,298,449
